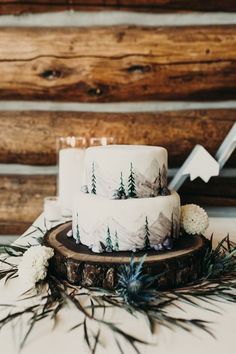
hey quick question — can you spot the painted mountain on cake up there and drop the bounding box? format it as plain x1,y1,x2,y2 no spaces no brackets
88,160,168,199
149,212,171,243
133,162,168,198
100,217,145,251
172,206,181,239
88,161,117,198
74,206,180,253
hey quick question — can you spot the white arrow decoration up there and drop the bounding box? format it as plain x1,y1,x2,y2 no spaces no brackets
215,122,236,169
168,145,220,191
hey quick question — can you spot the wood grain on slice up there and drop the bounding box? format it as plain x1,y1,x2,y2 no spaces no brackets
0,26,236,101
0,109,235,166
1,0,236,14
0,174,235,235
44,222,209,289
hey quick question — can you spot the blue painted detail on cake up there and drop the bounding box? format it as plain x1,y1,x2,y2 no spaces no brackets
162,237,173,250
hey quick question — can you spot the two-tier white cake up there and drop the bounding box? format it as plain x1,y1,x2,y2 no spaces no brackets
72,145,181,253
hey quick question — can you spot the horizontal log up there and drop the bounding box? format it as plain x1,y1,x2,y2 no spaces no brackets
0,26,236,102
181,195,236,207
1,1,236,14
0,221,31,236
0,175,56,235
180,177,236,207
0,109,235,167
0,174,235,235
180,176,236,197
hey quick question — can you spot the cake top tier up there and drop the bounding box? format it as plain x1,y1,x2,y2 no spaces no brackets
83,144,169,199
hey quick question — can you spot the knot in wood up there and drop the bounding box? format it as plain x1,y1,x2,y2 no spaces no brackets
40,69,62,80
88,87,103,96
127,65,151,74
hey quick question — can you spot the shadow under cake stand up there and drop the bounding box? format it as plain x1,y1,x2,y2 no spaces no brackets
44,222,209,290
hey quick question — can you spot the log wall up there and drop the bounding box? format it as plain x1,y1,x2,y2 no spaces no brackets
0,6,235,235
0,110,235,166
0,26,235,102
1,1,236,14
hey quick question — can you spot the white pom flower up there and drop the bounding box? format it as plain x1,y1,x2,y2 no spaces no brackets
18,245,54,288
181,204,209,235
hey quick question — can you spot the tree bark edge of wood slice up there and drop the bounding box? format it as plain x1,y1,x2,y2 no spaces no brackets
44,221,210,290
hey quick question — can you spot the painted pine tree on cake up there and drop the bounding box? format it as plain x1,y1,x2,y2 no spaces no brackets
159,163,170,196
161,164,168,187
91,162,96,194
158,168,162,193
114,230,119,251
128,162,137,198
76,214,80,244
144,216,150,248
118,172,127,199
105,227,113,251
171,212,174,237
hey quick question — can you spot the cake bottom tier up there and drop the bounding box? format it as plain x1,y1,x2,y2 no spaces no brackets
72,191,180,253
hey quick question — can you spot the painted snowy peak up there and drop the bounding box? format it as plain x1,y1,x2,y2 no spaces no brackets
83,145,169,199
72,191,180,253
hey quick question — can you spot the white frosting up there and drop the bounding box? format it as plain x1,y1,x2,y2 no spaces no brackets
72,191,180,252
83,145,168,199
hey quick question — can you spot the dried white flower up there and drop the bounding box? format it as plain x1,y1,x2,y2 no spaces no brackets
181,204,209,235
18,245,54,287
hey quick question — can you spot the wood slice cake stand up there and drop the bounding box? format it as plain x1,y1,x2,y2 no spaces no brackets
44,222,209,290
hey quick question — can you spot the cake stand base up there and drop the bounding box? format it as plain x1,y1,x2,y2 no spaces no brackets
44,222,209,290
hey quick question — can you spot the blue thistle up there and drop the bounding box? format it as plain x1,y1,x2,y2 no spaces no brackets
117,254,158,305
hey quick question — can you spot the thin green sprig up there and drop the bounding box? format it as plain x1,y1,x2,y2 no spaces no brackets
202,234,236,279
49,276,150,354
